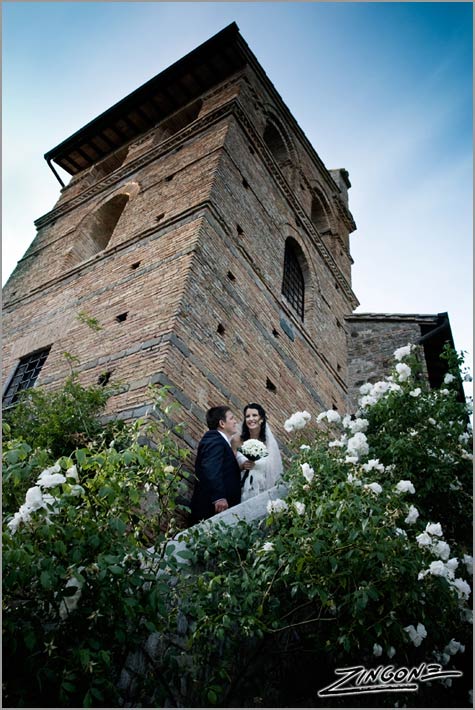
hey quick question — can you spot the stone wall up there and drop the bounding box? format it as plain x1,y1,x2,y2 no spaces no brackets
345,313,439,410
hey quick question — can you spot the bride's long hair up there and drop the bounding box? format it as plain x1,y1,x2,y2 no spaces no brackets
241,403,267,444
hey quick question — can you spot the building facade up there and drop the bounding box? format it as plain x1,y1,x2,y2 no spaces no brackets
2,24,455,451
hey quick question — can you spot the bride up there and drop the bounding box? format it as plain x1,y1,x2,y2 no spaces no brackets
232,403,283,502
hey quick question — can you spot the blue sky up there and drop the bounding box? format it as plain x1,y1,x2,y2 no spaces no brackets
2,2,473,387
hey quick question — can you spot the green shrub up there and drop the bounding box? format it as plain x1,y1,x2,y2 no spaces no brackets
2,387,190,708
162,345,473,707
3,370,113,459
2,345,472,708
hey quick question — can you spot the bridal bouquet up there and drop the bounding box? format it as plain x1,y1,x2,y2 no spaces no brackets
239,439,268,461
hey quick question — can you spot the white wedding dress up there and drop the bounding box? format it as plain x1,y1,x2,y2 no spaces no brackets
237,424,283,502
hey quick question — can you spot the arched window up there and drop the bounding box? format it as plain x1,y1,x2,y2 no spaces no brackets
282,238,305,321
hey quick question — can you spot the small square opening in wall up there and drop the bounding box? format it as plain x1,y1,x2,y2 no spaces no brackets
266,378,277,392
156,213,165,223
272,328,279,338
217,323,225,336
131,261,141,270
165,174,175,182
98,371,112,386
227,271,236,281
236,224,244,236
115,312,128,323
242,178,249,189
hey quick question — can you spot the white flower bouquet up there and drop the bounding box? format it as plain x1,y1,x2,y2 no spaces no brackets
239,439,268,461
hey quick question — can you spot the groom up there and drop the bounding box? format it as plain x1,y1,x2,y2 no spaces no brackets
189,406,242,524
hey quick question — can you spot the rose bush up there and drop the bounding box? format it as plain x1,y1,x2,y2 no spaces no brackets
160,345,472,707
3,383,191,708
2,344,472,707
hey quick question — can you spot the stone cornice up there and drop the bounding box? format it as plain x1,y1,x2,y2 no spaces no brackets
346,312,441,324
34,99,240,230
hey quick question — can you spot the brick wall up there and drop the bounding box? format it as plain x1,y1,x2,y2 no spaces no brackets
3,50,359,462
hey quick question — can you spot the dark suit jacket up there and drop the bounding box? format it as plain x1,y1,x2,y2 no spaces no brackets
190,429,241,524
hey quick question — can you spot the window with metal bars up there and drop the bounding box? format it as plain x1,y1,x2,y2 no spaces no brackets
282,239,305,320
2,346,51,407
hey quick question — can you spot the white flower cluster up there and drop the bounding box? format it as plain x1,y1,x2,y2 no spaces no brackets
404,505,419,524
239,439,268,461
395,363,411,382
362,459,385,473
284,410,311,433
7,463,81,535
342,415,369,434
266,498,288,515
404,622,427,647
395,480,415,495
346,432,369,460
363,482,382,495
358,379,402,409
416,523,472,601
394,344,414,361
316,409,341,424
444,638,465,656
301,463,315,483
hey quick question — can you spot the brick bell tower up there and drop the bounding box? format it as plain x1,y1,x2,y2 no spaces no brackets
2,23,358,451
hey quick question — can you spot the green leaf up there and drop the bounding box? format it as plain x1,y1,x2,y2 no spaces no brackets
207,689,217,704
108,518,126,534
79,648,90,667
98,486,114,499
40,570,53,589
90,687,104,701
75,449,88,466
108,565,124,575
61,681,76,693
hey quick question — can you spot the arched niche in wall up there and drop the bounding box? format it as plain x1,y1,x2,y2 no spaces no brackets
311,193,332,235
153,98,203,145
86,193,130,252
64,183,139,267
310,187,339,258
262,113,295,186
